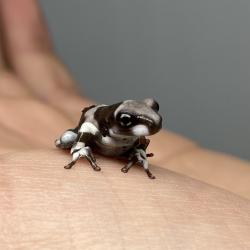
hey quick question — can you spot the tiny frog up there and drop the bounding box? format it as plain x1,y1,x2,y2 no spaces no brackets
55,98,162,179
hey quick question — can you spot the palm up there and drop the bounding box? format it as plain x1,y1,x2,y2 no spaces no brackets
0,0,249,197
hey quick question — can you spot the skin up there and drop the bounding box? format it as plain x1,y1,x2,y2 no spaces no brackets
0,0,249,249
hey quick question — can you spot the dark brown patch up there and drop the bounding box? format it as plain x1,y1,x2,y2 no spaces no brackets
94,102,122,136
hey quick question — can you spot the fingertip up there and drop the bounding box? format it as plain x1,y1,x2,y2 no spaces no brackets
0,0,53,58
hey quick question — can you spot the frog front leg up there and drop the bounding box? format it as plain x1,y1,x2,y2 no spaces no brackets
64,122,101,172
64,142,101,171
121,148,155,179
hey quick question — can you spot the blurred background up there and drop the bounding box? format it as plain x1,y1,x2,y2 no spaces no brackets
40,0,250,160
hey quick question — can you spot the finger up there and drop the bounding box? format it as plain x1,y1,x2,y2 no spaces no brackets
0,0,89,120
0,71,31,97
0,123,38,154
0,0,50,98
0,38,5,70
0,0,53,60
0,32,30,97
0,0,74,98
0,20,6,69
0,97,74,150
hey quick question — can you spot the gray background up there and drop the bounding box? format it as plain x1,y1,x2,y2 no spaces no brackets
41,0,250,160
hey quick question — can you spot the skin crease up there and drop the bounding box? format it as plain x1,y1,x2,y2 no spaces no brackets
0,0,249,249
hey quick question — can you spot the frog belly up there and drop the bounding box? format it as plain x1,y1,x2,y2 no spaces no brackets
93,136,136,156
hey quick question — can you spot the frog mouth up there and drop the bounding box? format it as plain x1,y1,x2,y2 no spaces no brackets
108,127,136,138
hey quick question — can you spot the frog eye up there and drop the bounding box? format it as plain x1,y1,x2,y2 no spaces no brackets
118,113,132,127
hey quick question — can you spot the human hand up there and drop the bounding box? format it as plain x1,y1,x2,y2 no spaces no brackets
0,0,249,249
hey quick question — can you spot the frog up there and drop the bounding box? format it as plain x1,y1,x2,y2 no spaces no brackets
55,98,162,179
